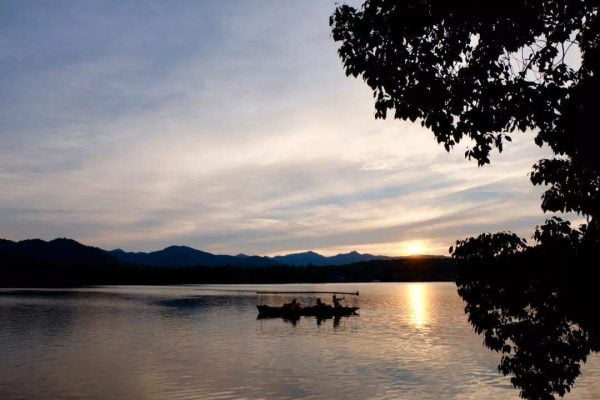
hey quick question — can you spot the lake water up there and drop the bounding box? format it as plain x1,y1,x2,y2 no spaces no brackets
1,283,599,399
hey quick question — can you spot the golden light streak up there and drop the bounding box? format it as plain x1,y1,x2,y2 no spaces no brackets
409,284,428,327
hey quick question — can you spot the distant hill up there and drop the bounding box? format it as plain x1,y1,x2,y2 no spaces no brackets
110,246,280,268
112,247,398,267
0,238,120,268
273,250,391,266
1,238,444,269
0,238,125,286
0,237,454,286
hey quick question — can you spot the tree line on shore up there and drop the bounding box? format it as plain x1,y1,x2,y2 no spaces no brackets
0,238,454,287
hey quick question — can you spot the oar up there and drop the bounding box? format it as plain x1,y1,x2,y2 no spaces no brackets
256,290,359,296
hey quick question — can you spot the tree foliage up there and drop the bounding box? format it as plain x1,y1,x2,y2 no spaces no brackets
330,3,600,396
450,217,600,399
457,253,597,400
330,0,600,218
450,232,527,262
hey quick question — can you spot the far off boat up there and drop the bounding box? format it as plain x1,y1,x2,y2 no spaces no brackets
256,290,359,319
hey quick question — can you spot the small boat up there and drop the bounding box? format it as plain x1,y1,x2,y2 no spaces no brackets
257,304,359,318
256,290,360,320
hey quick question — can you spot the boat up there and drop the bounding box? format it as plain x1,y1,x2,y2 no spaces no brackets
255,290,360,320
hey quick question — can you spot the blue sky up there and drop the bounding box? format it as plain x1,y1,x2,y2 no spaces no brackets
0,1,563,255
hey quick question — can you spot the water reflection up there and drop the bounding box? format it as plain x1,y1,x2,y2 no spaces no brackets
409,284,428,327
1,284,599,399
257,313,352,328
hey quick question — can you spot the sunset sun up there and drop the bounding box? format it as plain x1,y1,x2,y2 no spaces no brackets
400,241,427,256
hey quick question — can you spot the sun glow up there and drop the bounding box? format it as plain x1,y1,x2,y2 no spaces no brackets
399,240,427,256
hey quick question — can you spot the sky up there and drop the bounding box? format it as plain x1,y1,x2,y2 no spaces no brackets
0,0,565,256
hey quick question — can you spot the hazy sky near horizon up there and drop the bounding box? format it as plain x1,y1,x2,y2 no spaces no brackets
0,1,563,256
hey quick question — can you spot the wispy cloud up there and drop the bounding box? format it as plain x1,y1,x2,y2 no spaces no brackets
0,0,561,255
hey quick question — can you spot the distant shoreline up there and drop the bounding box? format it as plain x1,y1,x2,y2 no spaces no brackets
0,260,456,288
1,237,455,287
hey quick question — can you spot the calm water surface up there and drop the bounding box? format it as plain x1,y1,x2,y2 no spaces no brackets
1,283,599,399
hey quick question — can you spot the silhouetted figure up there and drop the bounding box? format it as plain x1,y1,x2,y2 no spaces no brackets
283,298,300,313
316,298,325,309
332,295,344,309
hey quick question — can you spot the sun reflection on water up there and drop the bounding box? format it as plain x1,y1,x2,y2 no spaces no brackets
409,284,428,327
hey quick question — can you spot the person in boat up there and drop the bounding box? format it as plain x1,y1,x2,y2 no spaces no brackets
332,294,345,309
283,298,301,312
316,298,326,310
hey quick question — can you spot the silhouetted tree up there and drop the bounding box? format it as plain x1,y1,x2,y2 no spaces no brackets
450,224,600,400
457,257,597,400
331,8,600,394
330,0,600,221
330,0,600,399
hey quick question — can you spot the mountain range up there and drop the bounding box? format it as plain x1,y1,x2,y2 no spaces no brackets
0,238,121,268
0,238,454,286
272,250,391,266
0,237,401,269
109,246,280,268
110,246,393,267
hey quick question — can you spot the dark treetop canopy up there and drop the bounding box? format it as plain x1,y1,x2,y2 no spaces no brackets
330,0,600,219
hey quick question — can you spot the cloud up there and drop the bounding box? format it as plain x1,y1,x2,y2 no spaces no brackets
0,0,564,255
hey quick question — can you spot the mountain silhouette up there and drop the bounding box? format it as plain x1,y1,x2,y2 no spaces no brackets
110,247,397,268
109,246,280,268
1,237,443,270
0,237,454,286
0,238,126,286
273,250,391,266
0,238,120,268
